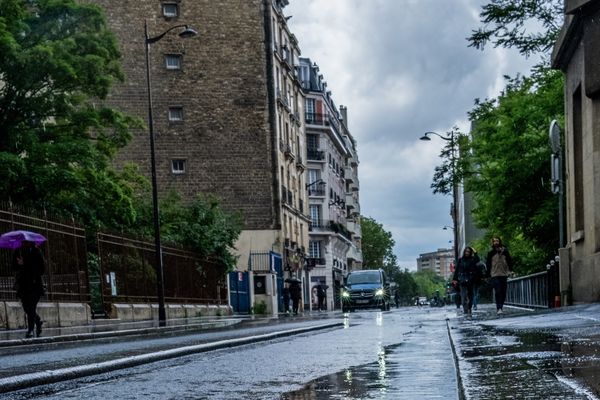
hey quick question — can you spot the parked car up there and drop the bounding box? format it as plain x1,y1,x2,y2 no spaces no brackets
341,269,391,312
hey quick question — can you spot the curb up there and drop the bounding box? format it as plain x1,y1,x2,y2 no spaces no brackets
446,318,466,400
0,321,343,394
0,319,242,349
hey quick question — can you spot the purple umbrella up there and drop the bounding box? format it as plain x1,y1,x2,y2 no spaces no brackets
0,230,47,249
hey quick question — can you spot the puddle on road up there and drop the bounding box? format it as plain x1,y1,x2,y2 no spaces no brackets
280,345,399,400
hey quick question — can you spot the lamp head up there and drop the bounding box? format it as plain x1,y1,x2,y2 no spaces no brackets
419,135,431,141
179,26,198,39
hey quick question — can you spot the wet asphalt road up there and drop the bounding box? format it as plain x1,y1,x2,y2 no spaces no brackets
2,307,459,400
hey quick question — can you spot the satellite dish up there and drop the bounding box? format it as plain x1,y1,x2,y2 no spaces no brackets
549,120,561,153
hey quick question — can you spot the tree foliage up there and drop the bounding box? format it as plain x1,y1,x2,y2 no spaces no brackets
131,192,243,270
0,0,141,228
412,270,446,298
468,0,563,57
360,216,396,270
463,67,564,273
0,1,242,269
429,127,471,196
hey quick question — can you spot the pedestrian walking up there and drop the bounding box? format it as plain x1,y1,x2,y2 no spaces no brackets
289,281,302,315
282,283,290,314
486,236,513,315
452,246,480,319
316,281,327,311
472,260,487,310
12,241,45,338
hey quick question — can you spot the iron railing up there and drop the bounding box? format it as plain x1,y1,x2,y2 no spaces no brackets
307,148,326,161
505,263,560,308
0,203,88,302
97,232,227,313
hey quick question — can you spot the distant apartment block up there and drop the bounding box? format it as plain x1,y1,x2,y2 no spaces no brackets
417,248,454,280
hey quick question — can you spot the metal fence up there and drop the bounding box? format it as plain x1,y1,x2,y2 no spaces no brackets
97,232,227,313
506,263,560,309
0,203,88,302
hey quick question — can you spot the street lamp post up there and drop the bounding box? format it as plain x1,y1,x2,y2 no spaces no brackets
144,21,197,326
420,131,460,264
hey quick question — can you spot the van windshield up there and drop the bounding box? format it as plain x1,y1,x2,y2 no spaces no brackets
347,271,380,285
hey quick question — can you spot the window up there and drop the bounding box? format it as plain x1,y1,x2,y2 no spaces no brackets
309,241,321,258
309,205,321,227
165,54,182,70
171,159,186,174
162,3,178,18
307,134,318,150
168,107,183,122
305,98,315,120
308,169,320,184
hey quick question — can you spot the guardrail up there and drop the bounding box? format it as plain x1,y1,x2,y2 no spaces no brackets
505,263,560,308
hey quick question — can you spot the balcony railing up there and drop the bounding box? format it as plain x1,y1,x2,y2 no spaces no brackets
309,219,326,230
308,187,326,197
305,112,326,125
306,257,326,268
307,148,326,161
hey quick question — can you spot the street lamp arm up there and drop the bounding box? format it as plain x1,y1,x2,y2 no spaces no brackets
145,22,198,44
420,131,452,141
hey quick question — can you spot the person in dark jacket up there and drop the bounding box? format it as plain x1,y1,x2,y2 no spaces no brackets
282,283,290,314
289,281,302,315
12,241,46,338
486,237,513,315
316,281,327,311
452,246,480,319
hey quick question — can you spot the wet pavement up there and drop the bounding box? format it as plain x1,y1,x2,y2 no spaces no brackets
1,304,600,399
448,303,600,399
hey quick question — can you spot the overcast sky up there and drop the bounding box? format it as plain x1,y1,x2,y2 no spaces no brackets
285,0,540,269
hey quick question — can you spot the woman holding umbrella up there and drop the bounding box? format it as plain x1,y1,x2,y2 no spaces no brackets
12,239,46,338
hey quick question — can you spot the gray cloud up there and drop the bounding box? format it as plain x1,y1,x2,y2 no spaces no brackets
286,0,538,269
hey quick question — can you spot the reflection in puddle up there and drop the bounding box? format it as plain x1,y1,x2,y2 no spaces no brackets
559,335,600,396
281,346,395,400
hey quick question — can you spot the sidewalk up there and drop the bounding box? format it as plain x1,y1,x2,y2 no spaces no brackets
447,303,600,399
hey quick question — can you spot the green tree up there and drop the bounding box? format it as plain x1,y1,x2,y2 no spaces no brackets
393,268,418,302
132,192,243,270
468,0,563,57
412,270,445,298
463,67,564,273
360,216,396,269
0,0,141,228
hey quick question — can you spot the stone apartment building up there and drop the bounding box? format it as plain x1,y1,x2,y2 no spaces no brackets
417,248,454,280
90,0,310,312
552,0,600,303
299,57,363,310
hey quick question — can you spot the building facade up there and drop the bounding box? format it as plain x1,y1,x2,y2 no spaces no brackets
92,0,311,313
91,0,365,313
299,57,362,310
417,248,454,280
552,0,600,303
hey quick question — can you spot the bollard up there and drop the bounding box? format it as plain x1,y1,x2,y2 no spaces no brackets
554,295,561,308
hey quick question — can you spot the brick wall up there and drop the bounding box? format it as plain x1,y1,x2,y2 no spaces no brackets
89,0,277,230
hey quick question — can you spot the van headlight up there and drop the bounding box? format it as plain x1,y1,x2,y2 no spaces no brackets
375,289,384,297
341,290,350,298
